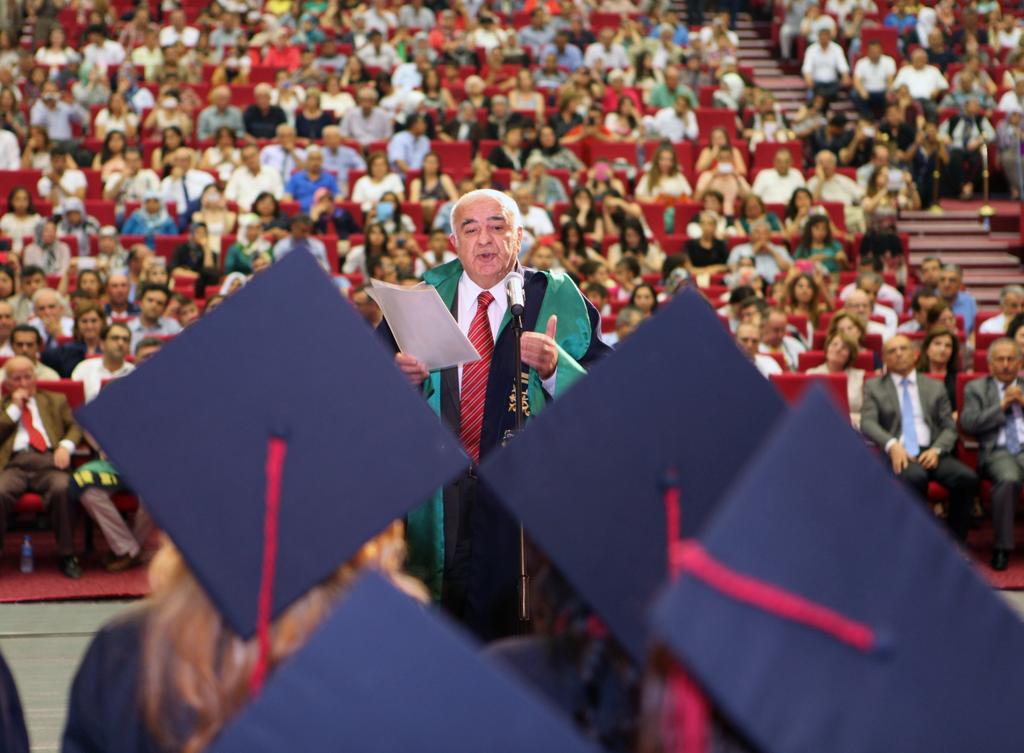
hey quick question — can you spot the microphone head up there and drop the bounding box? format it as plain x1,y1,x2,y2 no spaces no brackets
506,271,526,316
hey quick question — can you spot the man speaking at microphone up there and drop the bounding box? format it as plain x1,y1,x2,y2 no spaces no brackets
383,188,609,639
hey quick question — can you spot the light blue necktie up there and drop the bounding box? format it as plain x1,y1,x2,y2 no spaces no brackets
901,378,920,456
1007,401,1022,455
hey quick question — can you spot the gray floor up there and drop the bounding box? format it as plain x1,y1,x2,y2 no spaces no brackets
4,593,1024,752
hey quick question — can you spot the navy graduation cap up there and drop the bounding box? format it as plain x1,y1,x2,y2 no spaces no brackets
480,289,786,661
651,390,1024,753
205,572,602,753
76,251,468,686
0,649,28,753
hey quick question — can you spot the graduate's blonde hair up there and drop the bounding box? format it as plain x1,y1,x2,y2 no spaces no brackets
140,522,425,753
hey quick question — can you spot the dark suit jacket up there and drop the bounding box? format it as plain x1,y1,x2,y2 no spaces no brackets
960,375,1024,463
861,371,958,455
0,390,83,468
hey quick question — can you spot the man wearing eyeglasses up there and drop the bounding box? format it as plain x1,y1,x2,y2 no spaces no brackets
71,322,136,402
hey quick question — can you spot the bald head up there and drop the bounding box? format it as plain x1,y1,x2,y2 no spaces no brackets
845,289,873,320
882,334,916,376
4,355,36,395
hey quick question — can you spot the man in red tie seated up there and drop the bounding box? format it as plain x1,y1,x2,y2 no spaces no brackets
0,356,84,578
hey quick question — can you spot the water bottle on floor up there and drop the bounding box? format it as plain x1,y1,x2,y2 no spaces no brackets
20,535,33,574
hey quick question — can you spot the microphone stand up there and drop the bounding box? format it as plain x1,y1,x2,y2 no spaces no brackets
509,309,530,627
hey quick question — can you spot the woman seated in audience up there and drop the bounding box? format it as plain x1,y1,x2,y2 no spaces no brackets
22,219,71,276
122,191,180,248
559,188,604,245
0,87,24,143
272,72,304,123
172,222,222,299
252,192,292,243
93,131,130,180
42,302,105,378
1007,314,1024,356
607,217,664,275
295,88,334,141
462,75,489,111
351,152,405,212
191,184,238,248
685,191,731,239
612,256,643,304
416,70,455,115
925,299,959,333
508,69,546,121
198,127,242,181
343,222,389,276
143,94,193,138
20,126,52,170
784,271,830,340
862,165,919,221
62,268,104,306
318,74,353,119
918,326,961,413
783,187,841,240
35,27,78,71
225,214,274,276
807,330,866,427
529,126,585,174
693,128,749,217
684,212,729,276
603,97,643,142
408,152,459,228
94,92,139,141
635,145,692,203
732,194,783,237
1,187,42,253
555,220,605,274
365,192,415,236
630,282,659,317
793,215,847,273
152,126,189,176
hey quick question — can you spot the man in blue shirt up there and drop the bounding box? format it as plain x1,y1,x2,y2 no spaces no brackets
538,30,582,71
386,114,431,174
321,126,366,193
283,147,339,213
939,263,978,334
272,214,330,272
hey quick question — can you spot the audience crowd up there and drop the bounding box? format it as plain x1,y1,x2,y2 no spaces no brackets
0,0,1021,575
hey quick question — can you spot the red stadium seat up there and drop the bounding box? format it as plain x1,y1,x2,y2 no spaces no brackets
36,380,86,410
770,372,850,416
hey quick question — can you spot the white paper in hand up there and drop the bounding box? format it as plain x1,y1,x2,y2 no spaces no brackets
368,280,481,372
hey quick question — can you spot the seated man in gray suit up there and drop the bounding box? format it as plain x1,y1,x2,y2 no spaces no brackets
862,334,978,544
960,338,1024,571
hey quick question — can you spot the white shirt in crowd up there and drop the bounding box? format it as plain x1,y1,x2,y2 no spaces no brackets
5,398,76,454
892,64,948,100
852,54,897,93
801,40,849,83
751,168,806,204
71,358,136,403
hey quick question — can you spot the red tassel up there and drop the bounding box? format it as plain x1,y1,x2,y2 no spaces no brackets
249,436,288,696
663,480,682,578
673,541,876,654
662,666,710,753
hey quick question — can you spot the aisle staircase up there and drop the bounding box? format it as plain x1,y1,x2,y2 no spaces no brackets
698,9,1024,304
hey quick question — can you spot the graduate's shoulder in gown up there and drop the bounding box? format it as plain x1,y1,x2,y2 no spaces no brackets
62,608,168,753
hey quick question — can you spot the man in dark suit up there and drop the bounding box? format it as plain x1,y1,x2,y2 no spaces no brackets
960,338,1024,571
0,355,84,578
861,334,978,543
385,188,609,640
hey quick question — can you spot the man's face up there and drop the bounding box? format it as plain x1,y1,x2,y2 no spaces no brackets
915,294,938,323
291,221,310,240
34,294,61,320
751,224,771,246
125,150,141,173
868,42,881,61
323,129,340,149
857,280,880,305
135,343,161,364
102,326,131,361
451,197,521,289
920,259,941,285
107,276,129,305
819,157,836,178
306,151,322,174
763,314,787,347
845,291,872,320
774,151,792,173
990,342,1023,384
938,269,960,299
255,90,271,109
1003,292,1024,318
242,147,260,171
213,89,229,109
736,324,761,359
140,291,167,321
4,360,36,394
883,336,917,375
11,332,39,361
0,304,13,341
279,128,296,149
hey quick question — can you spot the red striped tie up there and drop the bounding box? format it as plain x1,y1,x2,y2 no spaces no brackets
459,291,495,463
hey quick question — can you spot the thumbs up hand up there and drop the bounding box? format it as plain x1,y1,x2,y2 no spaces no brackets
521,314,558,380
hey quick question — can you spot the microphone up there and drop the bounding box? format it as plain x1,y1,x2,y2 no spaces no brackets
506,271,525,317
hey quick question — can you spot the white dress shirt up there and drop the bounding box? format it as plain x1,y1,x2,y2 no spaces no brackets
224,165,284,211
0,130,19,170
852,55,896,93
71,358,135,403
6,397,76,453
160,170,215,214
751,168,806,204
980,313,1008,335
996,379,1024,449
887,371,932,451
455,270,557,396
801,41,850,84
